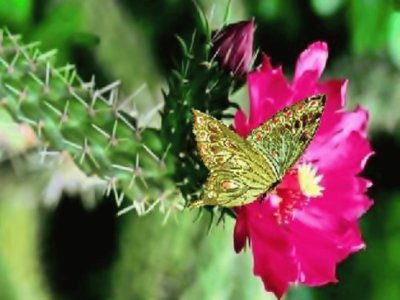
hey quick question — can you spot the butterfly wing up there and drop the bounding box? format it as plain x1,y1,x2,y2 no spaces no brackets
246,95,326,176
191,109,279,207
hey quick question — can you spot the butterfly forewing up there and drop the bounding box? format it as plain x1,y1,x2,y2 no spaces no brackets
247,95,326,175
191,109,279,207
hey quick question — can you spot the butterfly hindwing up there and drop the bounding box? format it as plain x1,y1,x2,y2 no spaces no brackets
191,109,279,207
247,95,326,176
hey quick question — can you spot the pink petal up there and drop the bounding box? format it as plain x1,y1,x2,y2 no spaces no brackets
260,54,273,71
293,42,328,84
292,71,320,102
245,202,297,298
233,207,249,253
316,80,348,134
290,222,338,285
234,109,251,137
290,211,365,285
319,79,347,113
247,61,292,129
310,131,373,174
313,175,373,221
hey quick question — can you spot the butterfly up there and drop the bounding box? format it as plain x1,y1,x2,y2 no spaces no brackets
189,95,326,208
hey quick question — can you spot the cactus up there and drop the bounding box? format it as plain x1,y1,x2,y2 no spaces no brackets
160,8,250,207
0,4,253,219
0,29,181,217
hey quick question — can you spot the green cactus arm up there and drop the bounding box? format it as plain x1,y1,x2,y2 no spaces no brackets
160,9,246,207
0,28,181,217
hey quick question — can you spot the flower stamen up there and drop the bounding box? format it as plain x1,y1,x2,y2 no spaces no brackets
298,163,324,197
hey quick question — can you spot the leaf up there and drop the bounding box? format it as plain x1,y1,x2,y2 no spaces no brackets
0,0,33,29
310,0,344,17
350,0,393,55
388,11,400,69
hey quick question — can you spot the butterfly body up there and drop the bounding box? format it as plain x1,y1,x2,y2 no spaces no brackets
190,95,326,208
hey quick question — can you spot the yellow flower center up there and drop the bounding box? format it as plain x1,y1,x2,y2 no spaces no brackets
297,163,324,197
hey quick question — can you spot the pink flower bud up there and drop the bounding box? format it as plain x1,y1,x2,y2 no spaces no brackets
212,20,255,76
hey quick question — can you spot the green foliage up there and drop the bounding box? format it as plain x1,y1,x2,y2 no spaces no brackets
0,186,51,300
349,0,393,55
311,0,345,17
110,212,272,300
0,0,33,30
388,11,400,69
30,3,84,64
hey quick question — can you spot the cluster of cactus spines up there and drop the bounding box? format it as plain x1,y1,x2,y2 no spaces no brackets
0,28,181,217
160,8,246,206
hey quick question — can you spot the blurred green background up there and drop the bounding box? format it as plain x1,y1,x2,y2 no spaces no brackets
1,0,400,299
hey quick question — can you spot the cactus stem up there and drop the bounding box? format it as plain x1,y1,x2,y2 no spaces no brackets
1,28,181,215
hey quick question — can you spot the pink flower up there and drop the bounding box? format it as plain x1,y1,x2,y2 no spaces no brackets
212,20,255,76
233,42,373,299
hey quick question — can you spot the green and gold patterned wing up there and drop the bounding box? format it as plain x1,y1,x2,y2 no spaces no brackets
190,109,280,208
247,95,326,177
